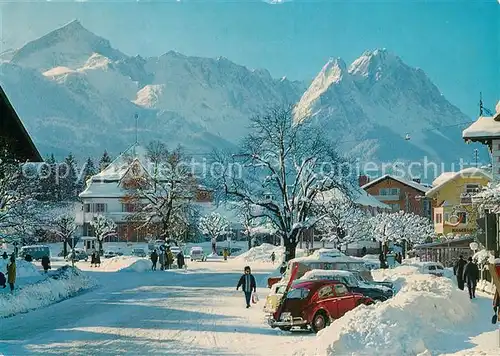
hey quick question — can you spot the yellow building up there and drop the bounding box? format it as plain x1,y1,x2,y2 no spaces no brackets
425,168,491,236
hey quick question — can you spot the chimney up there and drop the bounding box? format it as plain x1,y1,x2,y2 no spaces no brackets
359,175,369,187
413,178,421,184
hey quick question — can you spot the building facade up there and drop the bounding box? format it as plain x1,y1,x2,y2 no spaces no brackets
425,168,491,236
362,175,432,217
463,101,500,256
77,143,219,242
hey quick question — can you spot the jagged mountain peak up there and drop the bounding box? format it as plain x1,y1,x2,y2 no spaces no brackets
349,49,404,78
9,19,126,71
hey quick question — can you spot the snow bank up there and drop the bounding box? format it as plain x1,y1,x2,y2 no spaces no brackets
307,266,475,356
0,266,97,318
0,258,41,278
235,244,305,263
89,256,141,272
119,259,151,273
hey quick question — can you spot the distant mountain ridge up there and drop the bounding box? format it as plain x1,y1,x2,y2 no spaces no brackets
0,20,472,164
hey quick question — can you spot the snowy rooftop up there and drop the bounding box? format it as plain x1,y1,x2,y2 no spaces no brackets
319,186,391,209
426,168,492,198
362,174,430,193
93,143,151,181
463,116,500,139
463,101,500,139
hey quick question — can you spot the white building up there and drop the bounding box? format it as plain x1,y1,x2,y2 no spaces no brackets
77,143,217,242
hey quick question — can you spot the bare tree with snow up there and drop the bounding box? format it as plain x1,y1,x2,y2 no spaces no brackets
212,106,353,261
53,214,78,257
199,212,229,242
370,211,434,255
123,142,198,242
124,141,197,239
90,214,117,255
315,198,372,247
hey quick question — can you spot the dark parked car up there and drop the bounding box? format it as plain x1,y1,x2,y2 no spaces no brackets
268,279,373,333
300,270,393,301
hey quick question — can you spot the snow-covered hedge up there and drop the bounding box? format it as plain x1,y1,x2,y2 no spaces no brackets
0,266,97,318
307,266,475,356
0,258,41,278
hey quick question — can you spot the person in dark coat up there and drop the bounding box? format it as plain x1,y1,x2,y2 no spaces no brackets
95,252,101,267
454,255,467,290
463,257,480,299
379,252,387,269
176,251,185,269
2,252,7,259
41,255,51,273
90,252,96,267
151,250,158,271
236,266,257,308
270,252,276,264
279,262,287,275
0,271,6,288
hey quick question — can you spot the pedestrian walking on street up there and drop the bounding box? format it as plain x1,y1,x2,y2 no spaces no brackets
6,254,16,292
95,252,101,268
166,248,174,269
41,255,51,273
90,251,96,267
270,252,276,264
176,251,185,269
0,271,6,289
151,250,158,271
236,266,257,308
463,257,479,299
454,255,467,290
159,250,165,271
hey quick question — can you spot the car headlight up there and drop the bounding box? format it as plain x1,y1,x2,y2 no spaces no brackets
280,312,292,321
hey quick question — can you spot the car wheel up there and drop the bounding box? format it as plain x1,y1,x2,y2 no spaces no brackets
311,311,329,333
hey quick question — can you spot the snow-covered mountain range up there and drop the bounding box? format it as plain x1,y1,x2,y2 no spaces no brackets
0,20,472,163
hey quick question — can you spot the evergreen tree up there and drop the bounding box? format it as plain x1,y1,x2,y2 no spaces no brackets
59,154,78,201
99,151,112,171
39,154,59,201
78,157,97,194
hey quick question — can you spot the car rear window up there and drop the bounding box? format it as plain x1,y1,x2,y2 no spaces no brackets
334,284,348,296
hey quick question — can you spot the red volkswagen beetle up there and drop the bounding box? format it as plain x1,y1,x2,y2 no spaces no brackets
268,279,373,333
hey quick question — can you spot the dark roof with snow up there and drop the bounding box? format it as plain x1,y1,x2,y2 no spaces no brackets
362,174,429,193
0,85,42,162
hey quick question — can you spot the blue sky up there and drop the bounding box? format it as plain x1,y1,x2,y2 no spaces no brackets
1,0,498,117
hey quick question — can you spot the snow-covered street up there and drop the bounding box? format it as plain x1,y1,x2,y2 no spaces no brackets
1,257,499,356
0,260,308,355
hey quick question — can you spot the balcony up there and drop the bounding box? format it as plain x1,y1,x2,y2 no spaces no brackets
460,193,473,205
373,194,400,201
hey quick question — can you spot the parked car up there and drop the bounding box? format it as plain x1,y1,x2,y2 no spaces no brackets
267,279,373,333
104,251,117,259
132,248,147,258
417,262,445,277
299,270,393,301
169,246,182,256
19,245,50,261
190,247,206,261
65,249,88,262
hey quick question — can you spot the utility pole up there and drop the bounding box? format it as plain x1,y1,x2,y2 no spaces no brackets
134,113,139,144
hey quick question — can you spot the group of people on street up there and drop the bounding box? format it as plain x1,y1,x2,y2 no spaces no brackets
0,253,16,292
150,247,185,271
90,251,101,267
454,255,480,299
